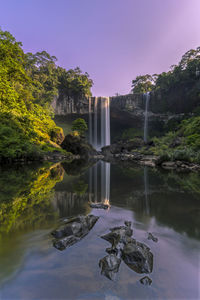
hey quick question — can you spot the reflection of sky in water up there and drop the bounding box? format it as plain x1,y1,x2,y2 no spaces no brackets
0,163,200,299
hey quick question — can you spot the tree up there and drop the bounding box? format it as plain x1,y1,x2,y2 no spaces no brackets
131,74,157,94
72,118,88,136
57,67,93,100
25,51,58,107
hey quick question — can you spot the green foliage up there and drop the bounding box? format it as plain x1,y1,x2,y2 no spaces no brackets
0,29,92,161
57,67,93,100
121,128,142,140
72,118,88,136
172,149,194,162
154,47,200,113
152,115,200,163
131,74,157,94
0,163,64,237
25,51,58,107
131,47,200,113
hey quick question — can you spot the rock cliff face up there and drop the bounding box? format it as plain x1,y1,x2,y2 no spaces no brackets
52,93,187,140
51,94,90,115
51,93,146,115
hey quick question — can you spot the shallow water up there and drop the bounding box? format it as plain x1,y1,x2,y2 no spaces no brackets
0,161,200,300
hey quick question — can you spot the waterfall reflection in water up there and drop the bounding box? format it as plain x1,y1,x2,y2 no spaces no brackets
89,161,110,206
144,166,150,215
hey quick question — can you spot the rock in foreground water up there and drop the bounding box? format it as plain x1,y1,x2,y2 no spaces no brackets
100,221,153,279
140,276,152,285
147,232,158,242
122,240,153,274
90,202,110,209
99,254,121,280
52,215,99,251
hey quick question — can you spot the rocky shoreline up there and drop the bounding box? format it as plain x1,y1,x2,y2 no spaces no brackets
100,140,200,172
3,135,200,173
101,152,200,171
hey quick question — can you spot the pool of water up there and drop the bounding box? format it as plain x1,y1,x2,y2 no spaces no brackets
0,161,199,299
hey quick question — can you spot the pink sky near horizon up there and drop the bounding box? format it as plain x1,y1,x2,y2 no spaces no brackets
1,0,200,96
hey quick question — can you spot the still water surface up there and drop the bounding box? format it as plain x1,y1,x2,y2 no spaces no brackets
0,161,199,300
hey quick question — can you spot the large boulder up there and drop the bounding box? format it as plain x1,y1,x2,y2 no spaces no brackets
101,138,144,156
99,254,121,280
50,127,65,145
61,133,97,157
52,215,99,250
122,240,153,274
100,221,153,278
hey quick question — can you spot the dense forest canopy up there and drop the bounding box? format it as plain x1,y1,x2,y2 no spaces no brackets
131,47,200,113
0,29,93,161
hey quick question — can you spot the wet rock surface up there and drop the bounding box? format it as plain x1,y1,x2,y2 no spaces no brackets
148,232,158,242
122,240,153,274
89,202,110,209
52,215,99,251
140,276,152,286
99,221,154,281
99,254,121,281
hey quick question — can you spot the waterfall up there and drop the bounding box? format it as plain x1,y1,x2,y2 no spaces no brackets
89,161,110,205
144,92,150,143
88,97,110,150
94,97,98,149
89,97,92,144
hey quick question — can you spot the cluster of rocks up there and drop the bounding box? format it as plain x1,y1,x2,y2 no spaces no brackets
99,221,153,285
160,160,200,171
51,215,99,251
89,202,110,209
101,142,200,172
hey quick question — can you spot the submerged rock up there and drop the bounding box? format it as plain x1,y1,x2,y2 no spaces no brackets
90,202,110,209
52,215,99,251
140,276,152,286
99,220,154,281
99,254,121,280
122,240,153,274
100,220,153,280
101,222,133,251
147,232,158,243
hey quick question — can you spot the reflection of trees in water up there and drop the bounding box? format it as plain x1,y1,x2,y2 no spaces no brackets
110,165,200,240
52,191,91,218
0,163,64,238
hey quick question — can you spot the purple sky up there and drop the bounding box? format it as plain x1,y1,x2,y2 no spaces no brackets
1,0,200,96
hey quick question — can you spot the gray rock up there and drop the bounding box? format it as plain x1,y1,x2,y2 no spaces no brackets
122,240,153,274
99,254,121,280
140,276,152,285
52,215,99,251
161,161,177,169
90,202,110,209
147,232,158,243
101,222,133,250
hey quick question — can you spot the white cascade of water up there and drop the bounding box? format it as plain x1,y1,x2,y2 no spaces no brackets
88,97,110,150
101,97,110,148
144,92,150,143
89,97,92,145
94,97,98,149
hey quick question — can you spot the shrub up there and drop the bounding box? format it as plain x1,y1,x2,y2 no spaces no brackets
172,148,194,162
72,118,88,136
